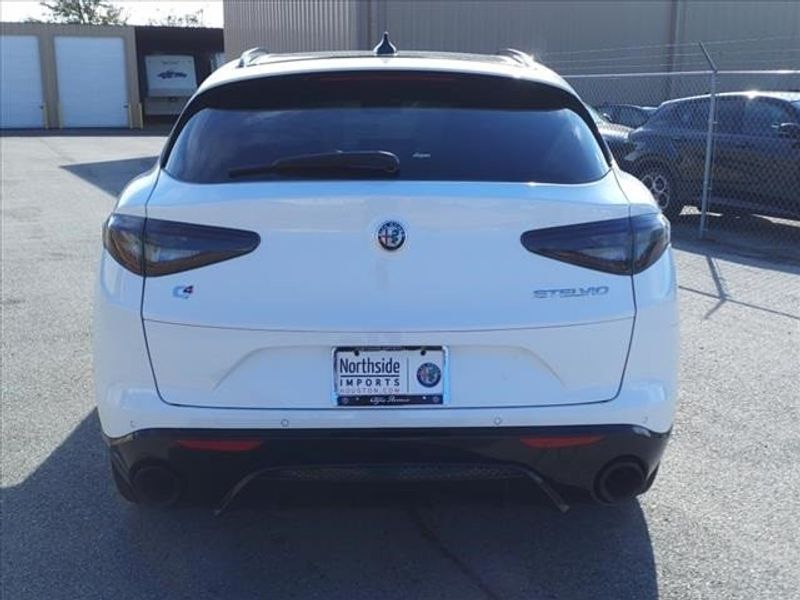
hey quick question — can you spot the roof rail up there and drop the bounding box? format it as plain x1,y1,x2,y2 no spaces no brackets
237,47,269,68
497,48,535,67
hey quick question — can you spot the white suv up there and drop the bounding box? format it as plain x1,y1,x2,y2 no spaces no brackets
95,38,678,510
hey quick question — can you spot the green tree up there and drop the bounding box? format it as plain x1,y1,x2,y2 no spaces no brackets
38,0,127,25
147,9,205,28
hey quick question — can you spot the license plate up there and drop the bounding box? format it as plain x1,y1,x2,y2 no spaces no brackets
334,347,446,406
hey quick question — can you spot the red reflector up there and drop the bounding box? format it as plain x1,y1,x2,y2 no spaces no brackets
520,435,604,449
176,439,263,452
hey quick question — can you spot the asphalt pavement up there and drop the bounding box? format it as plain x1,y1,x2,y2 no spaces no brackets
1,133,798,599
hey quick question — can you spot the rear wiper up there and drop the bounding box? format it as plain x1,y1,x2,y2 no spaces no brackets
228,150,400,179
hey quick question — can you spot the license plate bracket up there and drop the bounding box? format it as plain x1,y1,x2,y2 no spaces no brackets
333,347,446,407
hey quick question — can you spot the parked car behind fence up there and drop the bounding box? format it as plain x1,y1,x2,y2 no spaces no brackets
620,91,800,221
596,103,656,129
587,105,633,164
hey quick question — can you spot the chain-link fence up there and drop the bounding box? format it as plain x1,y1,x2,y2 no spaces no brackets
541,39,800,263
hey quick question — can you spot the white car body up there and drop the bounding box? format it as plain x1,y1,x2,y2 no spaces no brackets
95,46,678,508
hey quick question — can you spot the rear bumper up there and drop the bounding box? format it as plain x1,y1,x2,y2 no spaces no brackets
107,424,670,504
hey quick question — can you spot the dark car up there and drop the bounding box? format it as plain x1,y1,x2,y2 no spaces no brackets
587,106,633,163
621,92,800,219
596,103,656,129
157,70,188,79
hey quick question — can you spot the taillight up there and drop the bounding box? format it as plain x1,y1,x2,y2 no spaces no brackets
520,213,669,275
102,214,144,274
103,214,260,276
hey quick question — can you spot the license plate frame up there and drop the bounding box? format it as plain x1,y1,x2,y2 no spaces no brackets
333,346,448,407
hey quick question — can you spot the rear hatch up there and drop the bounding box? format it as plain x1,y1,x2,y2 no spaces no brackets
141,70,635,409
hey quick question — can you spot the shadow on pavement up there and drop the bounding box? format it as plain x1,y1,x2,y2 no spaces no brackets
61,157,159,198
2,411,658,600
669,211,800,321
671,211,800,269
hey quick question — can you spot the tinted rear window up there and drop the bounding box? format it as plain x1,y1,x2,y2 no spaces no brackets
164,72,609,184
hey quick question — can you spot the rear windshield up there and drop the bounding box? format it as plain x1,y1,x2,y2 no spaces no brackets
164,72,609,184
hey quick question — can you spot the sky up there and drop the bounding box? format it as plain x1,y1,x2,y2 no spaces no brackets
0,1,224,27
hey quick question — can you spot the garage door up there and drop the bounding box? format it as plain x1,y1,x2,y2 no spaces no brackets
54,36,128,127
0,36,45,128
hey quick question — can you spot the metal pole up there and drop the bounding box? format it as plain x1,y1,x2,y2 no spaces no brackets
699,43,718,239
